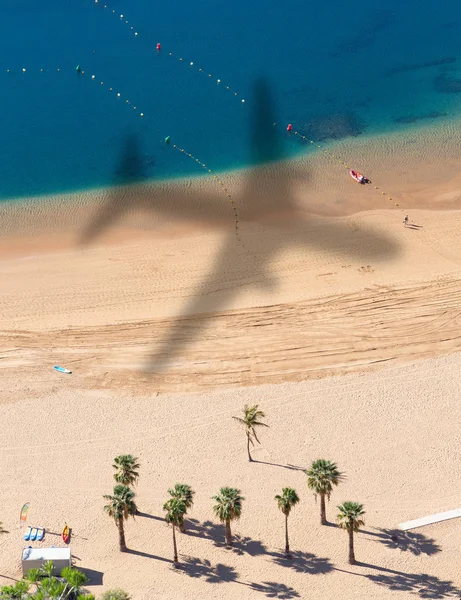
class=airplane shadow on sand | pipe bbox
[80,77,400,373]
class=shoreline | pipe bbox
[1,116,461,259]
[0,111,460,206]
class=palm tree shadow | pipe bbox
[185,519,266,556]
[176,558,301,599]
[270,550,334,575]
[251,460,305,471]
[175,556,239,583]
[361,528,441,555]
[349,562,461,598]
[125,548,172,562]
[136,511,164,522]
[79,77,400,373]
[247,581,300,598]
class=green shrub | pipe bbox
[99,590,131,600]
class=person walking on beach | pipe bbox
[403,215,409,227]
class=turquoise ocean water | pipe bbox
[0,0,460,200]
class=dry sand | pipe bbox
[0,357,460,599]
[1,123,461,597]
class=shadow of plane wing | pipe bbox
[80,133,149,245]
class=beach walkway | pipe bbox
[399,508,461,531]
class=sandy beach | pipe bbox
[1,123,461,598]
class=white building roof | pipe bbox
[22,547,71,561]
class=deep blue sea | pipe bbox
[0,0,460,199]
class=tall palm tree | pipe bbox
[112,455,140,487]
[275,488,300,558]
[337,501,365,565]
[233,405,269,461]
[168,484,195,533]
[104,485,137,552]
[0,522,8,535]
[305,459,343,525]
[163,497,187,564]
[212,487,244,547]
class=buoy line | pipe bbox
[93,0,139,37]
[91,0,246,104]
[4,67,406,223]
[168,139,243,245]
[83,69,146,118]
[89,1,406,219]
[4,67,64,73]
[285,125,405,214]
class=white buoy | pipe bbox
[92,75,95,79]
[120,14,123,18]
[242,99,245,103]
[217,79,221,83]
[22,68,26,72]
[190,62,193,66]
[117,93,121,97]
[134,32,138,36]
[140,113,144,117]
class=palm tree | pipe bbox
[113,455,140,487]
[275,488,300,558]
[305,459,343,525]
[168,484,195,533]
[163,497,186,564]
[233,404,269,461]
[0,522,8,535]
[212,487,244,547]
[104,485,137,552]
[337,501,365,565]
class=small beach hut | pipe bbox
[22,547,71,576]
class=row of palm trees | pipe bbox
[104,443,365,565]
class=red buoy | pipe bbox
[156,43,161,51]
[287,123,293,132]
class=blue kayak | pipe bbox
[53,366,72,374]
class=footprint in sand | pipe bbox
[358,265,375,273]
